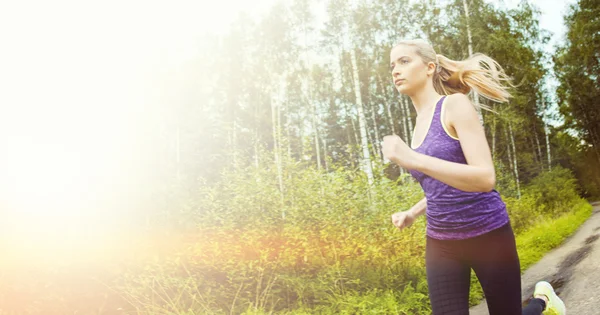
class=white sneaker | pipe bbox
[534,281,566,315]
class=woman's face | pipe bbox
[389,44,433,95]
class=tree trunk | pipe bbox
[312,103,322,171]
[505,126,513,173]
[491,104,496,160]
[284,101,292,161]
[344,100,360,167]
[534,126,543,171]
[542,99,551,171]
[346,112,356,169]
[350,48,374,185]
[509,122,521,199]
[529,134,539,167]
[402,97,414,144]
[271,93,285,218]
[274,80,285,186]
[401,97,410,145]
[378,73,397,135]
[323,136,329,172]
[370,102,382,161]
[544,121,552,171]
[462,0,484,125]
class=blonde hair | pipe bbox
[394,39,513,109]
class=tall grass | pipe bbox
[111,157,589,314]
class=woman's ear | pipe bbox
[427,61,436,76]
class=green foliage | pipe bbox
[117,154,431,313]
[505,166,582,233]
[114,155,590,314]
[555,0,600,147]
[516,200,592,271]
[553,0,600,187]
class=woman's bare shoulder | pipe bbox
[444,93,479,123]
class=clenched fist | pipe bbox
[381,135,419,169]
[391,210,416,230]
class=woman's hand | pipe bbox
[381,135,420,169]
[391,210,416,230]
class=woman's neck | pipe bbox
[409,84,441,115]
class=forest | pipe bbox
[1,0,600,314]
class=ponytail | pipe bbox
[434,53,513,108]
[394,39,514,110]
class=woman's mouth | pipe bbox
[395,79,405,86]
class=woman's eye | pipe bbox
[390,59,409,71]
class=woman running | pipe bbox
[381,39,566,315]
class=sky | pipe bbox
[504,0,576,51]
[501,0,577,124]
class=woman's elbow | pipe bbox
[482,171,496,192]
[469,170,495,192]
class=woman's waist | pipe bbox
[425,189,505,209]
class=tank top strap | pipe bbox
[430,95,447,130]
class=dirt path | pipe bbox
[470,201,600,314]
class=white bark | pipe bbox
[491,104,496,160]
[545,123,552,171]
[505,127,512,172]
[535,130,543,170]
[508,122,521,199]
[271,80,285,214]
[462,0,484,125]
[370,102,382,161]
[323,136,329,172]
[350,48,374,184]
[344,101,360,155]
[312,102,322,171]
[378,74,397,135]
[542,99,552,171]
[402,97,414,143]
[284,101,292,161]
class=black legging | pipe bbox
[426,223,547,315]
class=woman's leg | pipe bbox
[466,224,564,315]
[467,223,523,315]
[524,281,566,314]
[426,236,472,315]
[522,298,546,315]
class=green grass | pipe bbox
[233,201,594,314]
[516,199,593,271]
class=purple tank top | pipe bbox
[408,96,509,240]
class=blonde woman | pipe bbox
[381,39,566,315]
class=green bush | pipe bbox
[505,166,582,233]
[114,159,590,314]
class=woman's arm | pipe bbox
[408,196,427,218]
[391,197,426,230]
[382,94,495,193]
[412,94,495,192]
